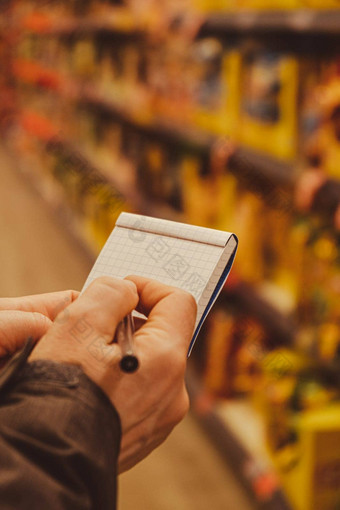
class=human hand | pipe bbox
[117,275,197,472]
[0,290,78,367]
[30,276,197,473]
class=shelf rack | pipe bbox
[19,9,142,38]
[81,88,215,156]
[14,57,340,228]
[18,108,181,223]
[220,280,295,349]
[12,57,295,198]
[83,87,295,190]
[21,9,340,39]
[186,365,293,510]
[198,9,340,38]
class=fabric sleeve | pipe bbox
[0,358,121,510]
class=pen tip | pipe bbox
[120,355,139,374]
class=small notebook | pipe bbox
[83,212,238,354]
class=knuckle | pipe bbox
[32,312,51,332]
[70,289,80,301]
[57,306,86,331]
[91,276,119,289]
[59,290,79,307]
[91,277,138,301]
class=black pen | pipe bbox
[116,313,139,374]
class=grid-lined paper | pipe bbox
[83,212,238,351]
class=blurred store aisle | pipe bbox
[0,146,92,296]
[0,144,255,510]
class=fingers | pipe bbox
[0,310,51,359]
[125,276,197,353]
[0,290,79,320]
[31,277,139,368]
[63,277,139,342]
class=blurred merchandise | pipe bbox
[191,39,242,136]
[236,0,300,9]
[260,353,340,510]
[300,56,340,179]
[239,43,299,161]
[2,1,340,509]
[192,0,237,12]
[302,0,340,7]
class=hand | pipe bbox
[0,290,78,366]
[118,275,197,472]
[30,276,197,473]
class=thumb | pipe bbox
[0,310,52,359]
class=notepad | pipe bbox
[83,212,238,354]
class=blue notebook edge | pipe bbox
[188,234,239,356]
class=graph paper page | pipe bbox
[83,213,238,349]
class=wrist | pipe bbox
[30,336,122,405]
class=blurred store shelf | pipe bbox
[221,281,295,348]
[17,108,181,223]
[15,57,340,232]
[20,9,340,39]
[199,9,340,37]
[20,8,142,37]
[187,366,293,510]
[13,58,295,191]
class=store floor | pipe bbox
[0,144,255,510]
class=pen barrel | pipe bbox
[117,314,139,373]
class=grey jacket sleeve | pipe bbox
[0,351,121,510]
